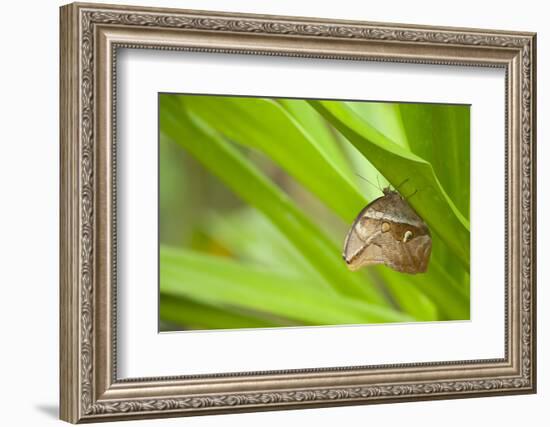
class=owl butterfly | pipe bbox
[343,187,432,274]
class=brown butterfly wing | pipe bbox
[343,192,432,274]
[343,217,385,271]
[342,194,389,261]
[380,231,432,274]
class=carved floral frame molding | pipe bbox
[60,2,536,423]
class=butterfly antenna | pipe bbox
[396,178,410,190]
[405,183,434,200]
[405,189,418,200]
[355,173,382,192]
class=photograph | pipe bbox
[159,93,471,331]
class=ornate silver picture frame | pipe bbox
[60,2,536,423]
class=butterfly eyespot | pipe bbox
[403,230,413,243]
[381,222,391,232]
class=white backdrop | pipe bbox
[0,0,546,426]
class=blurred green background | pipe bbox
[159,94,470,331]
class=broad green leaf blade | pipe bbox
[347,101,409,149]
[311,100,470,270]
[160,294,293,330]
[202,208,323,280]
[398,103,470,219]
[340,137,390,202]
[422,268,470,320]
[181,95,367,221]
[159,137,194,246]
[278,99,358,186]
[340,102,406,202]
[376,264,469,321]
[161,246,414,324]
[373,267,439,321]
[160,95,388,305]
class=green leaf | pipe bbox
[373,267,439,321]
[181,95,367,221]
[310,100,470,270]
[347,101,409,149]
[399,103,470,219]
[278,99,357,186]
[160,95,389,306]
[161,246,414,325]
[414,266,470,320]
[160,294,292,330]
[340,102,406,201]
[201,208,323,280]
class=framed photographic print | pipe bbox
[59,2,537,423]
